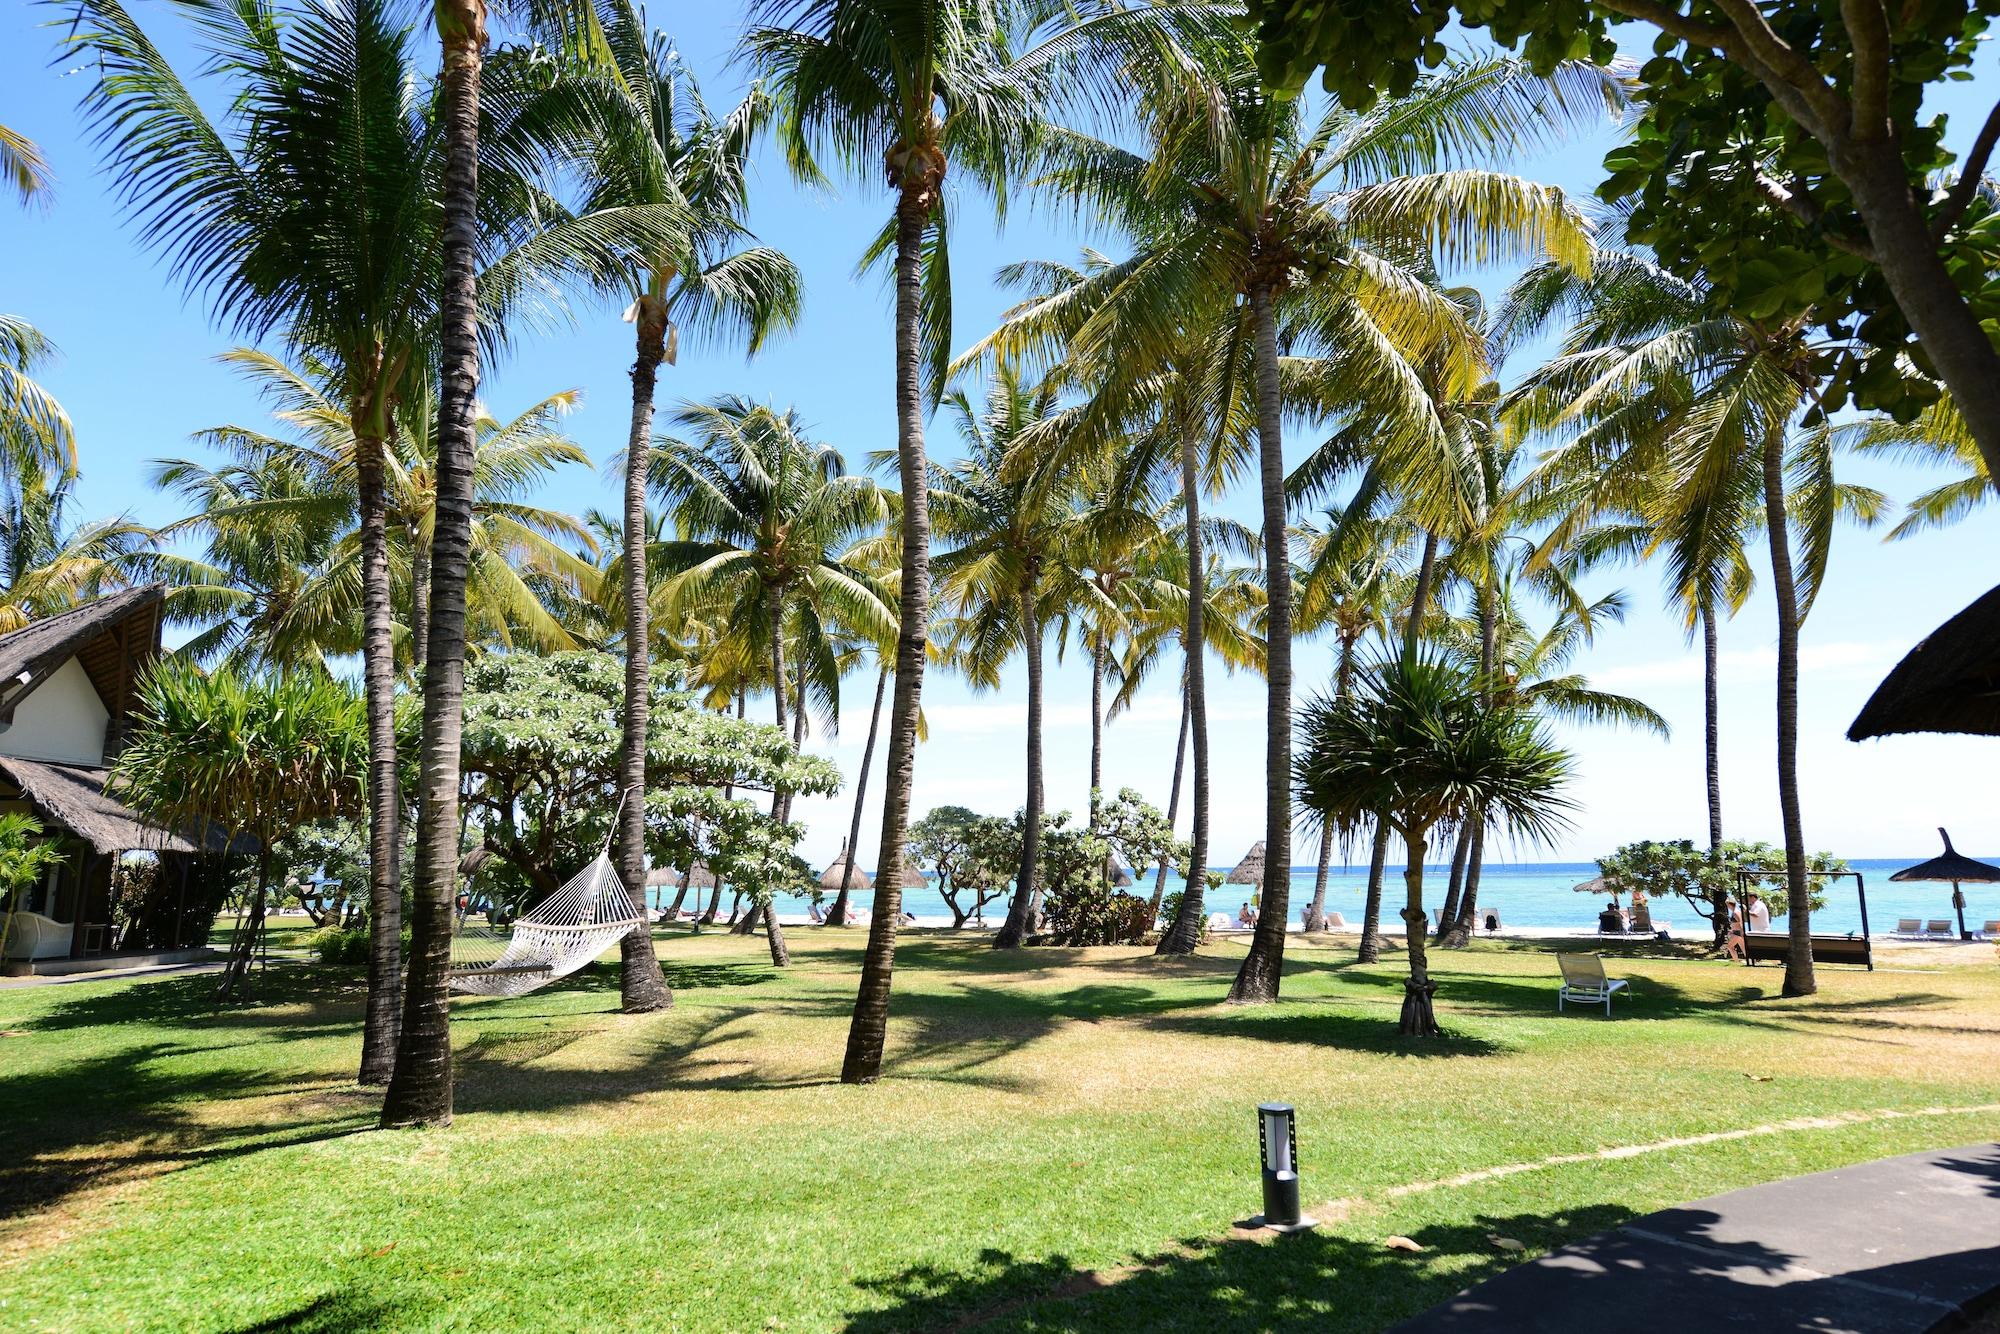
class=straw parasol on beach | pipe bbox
[1889,827,2000,940]
[1850,583,2000,739]
[875,858,927,889]
[1226,841,1266,886]
[1108,855,1135,887]
[679,861,717,890]
[645,867,678,889]
[819,843,874,892]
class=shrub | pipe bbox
[309,926,370,965]
[1158,891,1212,946]
[1041,884,1153,946]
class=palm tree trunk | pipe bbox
[1228,281,1293,1003]
[839,186,933,1085]
[380,0,485,1129]
[1158,414,1210,956]
[1088,633,1105,820]
[354,432,403,1085]
[1702,600,1723,851]
[410,528,432,678]
[1443,572,1499,949]
[1398,828,1438,1036]
[995,577,1044,950]
[828,664,887,927]
[614,293,673,1012]
[699,876,722,924]
[1434,825,1470,942]
[736,592,789,946]
[1761,423,1815,998]
[1149,680,1189,921]
[1357,821,1391,963]
[1301,822,1335,932]
[1359,529,1438,965]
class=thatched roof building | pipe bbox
[0,756,193,856]
[819,847,874,891]
[1226,841,1266,885]
[1850,584,2000,739]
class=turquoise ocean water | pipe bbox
[658,857,1999,935]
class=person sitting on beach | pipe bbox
[899,910,916,926]
[1237,902,1258,928]
[1598,901,1627,934]
[1745,891,1771,934]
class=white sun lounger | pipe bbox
[1925,919,1955,939]
[1557,953,1627,1017]
[1893,918,1923,938]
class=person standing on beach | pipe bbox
[1746,892,1771,934]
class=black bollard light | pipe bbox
[1256,1102,1317,1233]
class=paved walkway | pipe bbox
[1394,1143,2000,1333]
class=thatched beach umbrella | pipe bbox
[1850,584,2000,739]
[1573,875,1606,895]
[1889,828,2000,940]
[645,867,678,888]
[875,858,927,889]
[679,861,717,890]
[819,843,874,892]
[1226,841,1266,886]
[1108,854,1135,888]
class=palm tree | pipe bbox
[1504,250,1884,996]
[1024,49,1613,1000]
[544,0,803,1010]
[1499,251,1755,856]
[651,397,896,960]
[113,663,367,1000]
[744,0,1103,1082]
[69,0,687,1100]
[1297,652,1572,1034]
[1848,396,1990,539]
[928,367,1113,948]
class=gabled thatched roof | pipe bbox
[1890,828,2000,885]
[0,756,192,856]
[819,850,873,891]
[1226,840,1265,885]
[0,585,165,732]
[1850,584,2000,740]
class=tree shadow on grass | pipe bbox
[1146,1006,1507,1058]
[843,1204,1639,1333]
[0,1041,371,1222]
[19,966,367,1035]
[233,1291,404,1333]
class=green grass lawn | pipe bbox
[2,930,1997,1332]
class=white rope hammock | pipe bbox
[446,851,644,998]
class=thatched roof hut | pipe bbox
[819,847,874,891]
[1850,584,2000,739]
[679,861,717,890]
[1225,841,1266,885]
[875,858,927,889]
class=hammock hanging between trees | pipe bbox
[446,850,644,998]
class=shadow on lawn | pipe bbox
[844,1203,1638,1332]
[234,1291,405,1332]
[0,1041,371,1220]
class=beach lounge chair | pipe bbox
[1894,918,1923,938]
[1981,920,2000,941]
[1322,912,1349,931]
[1925,919,1955,939]
[1556,953,1628,1017]
[1482,908,1502,934]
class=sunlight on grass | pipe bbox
[2,932,1996,1331]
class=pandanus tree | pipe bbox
[536,0,802,1009]
[926,367,1109,948]
[650,397,896,961]
[68,0,689,1099]
[113,662,367,1001]
[1297,652,1572,1034]
[1503,249,1884,996]
[1015,48,1615,1000]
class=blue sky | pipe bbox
[3,3,1997,867]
